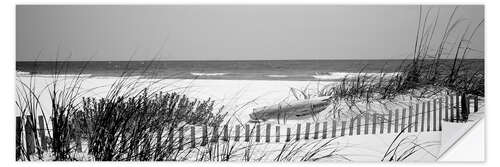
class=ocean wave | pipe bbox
[266,75,288,78]
[312,72,401,80]
[17,73,93,78]
[16,71,30,75]
[191,72,227,76]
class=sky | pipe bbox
[16,5,484,61]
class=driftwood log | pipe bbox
[249,96,331,122]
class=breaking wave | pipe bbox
[312,72,401,80]
[191,72,227,76]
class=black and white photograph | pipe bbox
[12,4,485,162]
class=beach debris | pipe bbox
[249,96,332,122]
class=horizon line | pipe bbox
[16,58,485,62]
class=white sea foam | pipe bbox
[27,74,93,78]
[191,72,227,76]
[16,71,30,75]
[266,75,288,78]
[312,72,401,80]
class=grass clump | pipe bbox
[76,89,226,161]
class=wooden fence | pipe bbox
[16,94,481,158]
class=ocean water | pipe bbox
[16,59,484,81]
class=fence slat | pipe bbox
[223,124,229,141]
[37,116,47,151]
[16,116,22,161]
[474,96,479,113]
[314,123,319,139]
[394,109,399,133]
[211,126,219,142]
[265,124,271,143]
[427,101,431,131]
[356,117,361,135]
[379,114,384,134]
[275,125,280,142]
[450,95,455,122]
[178,127,184,150]
[190,126,196,148]
[401,109,406,132]
[414,103,419,132]
[455,95,460,122]
[372,114,377,134]
[201,125,208,146]
[341,121,346,136]
[25,115,35,156]
[387,110,392,134]
[332,120,337,138]
[322,122,328,139]
[433,99,437,131]
[305,123,311,139]
[421,102,425,131]
[349,118,354,136]
[235,125,240,141]
[439,98,443,131]
[445,97,449,121]
[408,106,413,132]
[245,124,250,142]
[256,125,261,142]
[296,124,301,141]
[364,114,369,135]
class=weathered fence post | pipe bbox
[235,125,240,142]
[439,98,443,131]
[408,106,413,132]
[223,124,229,142]
[372,113,377,134]
[379,114,384,134]
[474,96,479,113]
[450,95,455,122]
[305,123,311,139]
[37,116,47,151]
[356,117,361,135]
[394,109,399,133]
[245,124,250,142]
[255,125,261,142]
[401,109,406,132]
[265,124,271,143]
[75,132,82,152]
[433,99,437,131]
[455,95,460,122]
[16,116,22,161]
[322,122,328,139]
[314,123,320,139]
[201,125,208,146]
[421,102,426,131]
[445,96,449,121]
[190,126,196,148]
[364,114,369,135]
[178,127,184,150]
[25,115,35,156]
[340,121,346,136]
[332,120,337,138]
[296,124,302,141]
[388,110,392,134]
[427,101,431,131]
[275,125,280,142]
[349,118,354,136]
[211,126,219,142]
[415,103,419,132]
[461,93,469,122]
